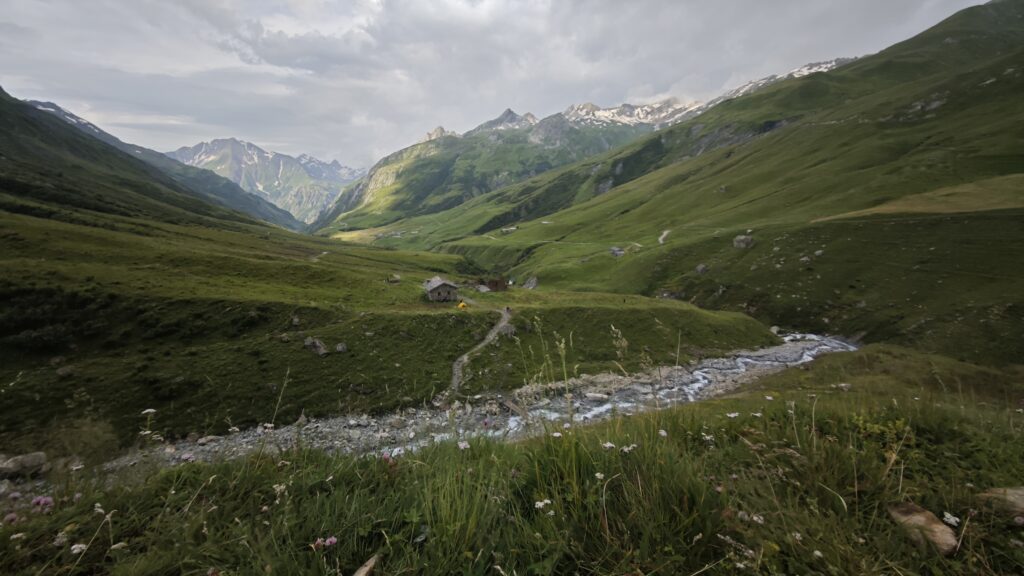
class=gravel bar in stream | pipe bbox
[106,333,855,470]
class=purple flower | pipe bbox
[324,536,338,547]
[8,491,22,501]
[32,495,55,511]
[3,512,17,524]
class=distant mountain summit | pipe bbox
[26,100,303,230]
[167,139,364,224]
[562,98,703,128]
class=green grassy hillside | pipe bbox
[0,86,773,449]
[27,101,304,231]
[312,118,650,234]
[332,0,1024,365]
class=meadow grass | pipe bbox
[2,345,1022,575]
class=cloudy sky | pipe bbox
[1,0,978,166]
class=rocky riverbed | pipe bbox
[104,333,855,470]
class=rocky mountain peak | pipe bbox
[422,126,458,142]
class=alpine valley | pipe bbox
[1,2,1023,575]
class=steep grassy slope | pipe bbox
[3,345,1022,574]
[313,118,649,234]
[26,101,304,230]
[334,1,1024,365]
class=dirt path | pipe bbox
[450,308,512,391]
[658,229,670,244]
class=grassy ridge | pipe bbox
[2,346,1022,574]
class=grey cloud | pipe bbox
[0,0,980,166]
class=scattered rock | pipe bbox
[353,554,380,576]
[523,277,539,290]
[387,274,401,284]
[799,256,810,263]
[596,177,614,195]
[695,263,709,275]
[304,337,329,357]
[609,246,625,257]
[55,366,74,379]
[0,452,48,479]
[733,235,755,249]
[978,487,1024,515]
[196,436,221,446]
[497,324,517,337]
[335,343,348,353]
[585,393,609,400]
[835,382,852,392]
[814,250,824,257]
[291,316,301,327]
[295,413,308,428]
[888,502,957,556]
[277,333,292,343]
[769,326,780,335]
[476,285,491,292]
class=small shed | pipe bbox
[477,277,508,292]
[424,276,459,302]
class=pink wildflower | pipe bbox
[324,536,338,547]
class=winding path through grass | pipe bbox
[450,307,512,391]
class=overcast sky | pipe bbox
[1,0,978,166]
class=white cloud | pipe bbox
[0,0,979,166]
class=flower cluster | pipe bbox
[311,536,338,551]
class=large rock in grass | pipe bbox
[0,452,49,479]
[888,502,957,556]
[304,337,329,357]
[978,487,1024,515]
[733,235,755,249]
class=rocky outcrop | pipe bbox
[0,452,48,479]
[304,337,329,357]
[733,235,755,249]
[888,503,958,556]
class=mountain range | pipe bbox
[167,139,364,224]
[25,101,304,230]
[312,58,854,234]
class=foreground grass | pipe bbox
[3,346,1022,575]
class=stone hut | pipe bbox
[424,276,459,302]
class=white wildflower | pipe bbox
[700,432,715,443]
[620,443,638,454]
[457,440,470,450]
[595,472,605,480]
[764,395,774,401]
[601,441,615,450]
[534,499,552,509]
[141,409,156,415]
[751,514,765,525]
[562,422,571,429]
[726,412,740,419]
[751,412,762,418]
[71,543,88,555]
[93,503,105,515]
[10,533,25,541]
[658,429,668,437]
[551,432,562,438]
[52,531,68,547]
[812,550,824,559]
[272,484,287,496]
[547,510,555,516]
[791,532,803,541]
[110,542,128,551]
[943,511,961,527]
